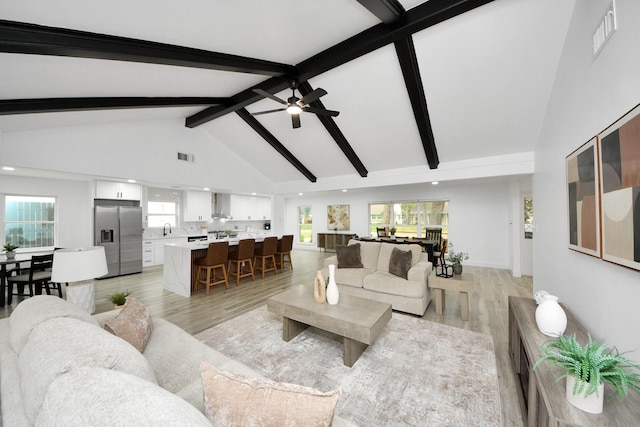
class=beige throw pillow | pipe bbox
[200,361,341,427]
[104,297,153,353]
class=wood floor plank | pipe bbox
[0,250,530,426]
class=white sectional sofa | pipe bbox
[0,295,353,426]
[322,239,432,316]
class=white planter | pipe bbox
[326,264,339,305]
[535,294,567,337]
[6,250,16,259]
[566,375,604,414]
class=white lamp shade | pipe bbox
[51,246,108,282]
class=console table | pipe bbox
[317,233,356,251]
[508,296,640,426]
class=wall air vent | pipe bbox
[593,1,617,58]
[177,152,195,162]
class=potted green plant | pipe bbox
[110,290,131,308]
[389,227,397,238]
[446,243,468,274]
[3,243,19,259]
[535,333,640,414]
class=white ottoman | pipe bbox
[66,281,95,314]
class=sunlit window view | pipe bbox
[4,196,56,249]
[369,201,448,239]
[524,197,533,239]
[298,205,312,244]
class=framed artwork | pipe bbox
[327,205,350,231]
[598,103,640,270]
[566,137,600,257]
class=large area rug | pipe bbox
[195,305,502,426]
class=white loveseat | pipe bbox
[322,239,432,316]
[0,295,353,426]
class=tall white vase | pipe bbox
[535,294,567,337]
[326,264,340,305]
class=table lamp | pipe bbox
[51,246,108,313]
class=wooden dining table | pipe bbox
[0,254,34,307]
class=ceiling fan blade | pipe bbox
[253,88,287,105]
[250,108,286,116]
[304,107,340,117]
[291,114,301,129]
[300,88,327,105]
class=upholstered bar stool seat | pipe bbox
[194,241,229,294]
[275,234,294,272]
[227,239,255,286]
[253,236,278,279]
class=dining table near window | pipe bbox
[0,253,34,307]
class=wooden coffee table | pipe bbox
[267,285,392,367]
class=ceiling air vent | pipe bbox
[593,1,617,58]
[177,152,195,162]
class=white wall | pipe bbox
[285,177,525,270]
[0,175,93,248]
[534,0,640,356]
[1,118,275,195]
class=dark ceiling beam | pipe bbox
[235,108,317,183]
[394,36,439,169]
[355,0,405,24]
[0,97,230,115]
[298,81,368,177]
[187,0,494,127]
[0,20,295,76]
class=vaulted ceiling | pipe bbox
[0,0,574,191]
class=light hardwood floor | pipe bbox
[0,249,531,426]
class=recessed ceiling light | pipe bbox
[298,193,303,196]
[342,189,348,192]
[251,192,257,196]
[2,166,15,171]
[204,187,210,191]
[431,181,439,185]
[127,179,136,183]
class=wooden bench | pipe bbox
[428,273,475,321]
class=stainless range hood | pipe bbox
[212,193,233,220]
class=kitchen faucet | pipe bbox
[163,223,172,236]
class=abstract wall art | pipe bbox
[566,137,600,257]
[598,103,640,270]
[327,205,350,231]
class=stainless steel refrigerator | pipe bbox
[95,206,143,278]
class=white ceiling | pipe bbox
[0,0,575,190]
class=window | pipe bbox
[147,201,177,228]
[4,195,56,249]
[524,197,533,239]
[298,206,312,244]
[369,200,448,239]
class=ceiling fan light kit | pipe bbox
[251,80,339,129]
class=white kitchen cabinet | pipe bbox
[183,191,211,221]
[142,240,155,268]
[229,195,271,220]
[95,181,141,200]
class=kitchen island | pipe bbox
[163,236,272,297]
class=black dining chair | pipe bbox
[7,254,58,304]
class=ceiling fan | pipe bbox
[251,80,339,129]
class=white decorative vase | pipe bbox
[326,264,339,305]
[566,375,604,414]
[535,294,567,337]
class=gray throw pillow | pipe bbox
[389,247,412,279]
[336,243,363,268]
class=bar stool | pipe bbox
[253,236,278,279]
[194,241,229,294]
[275,234,294,272]
[227,239,255,286]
